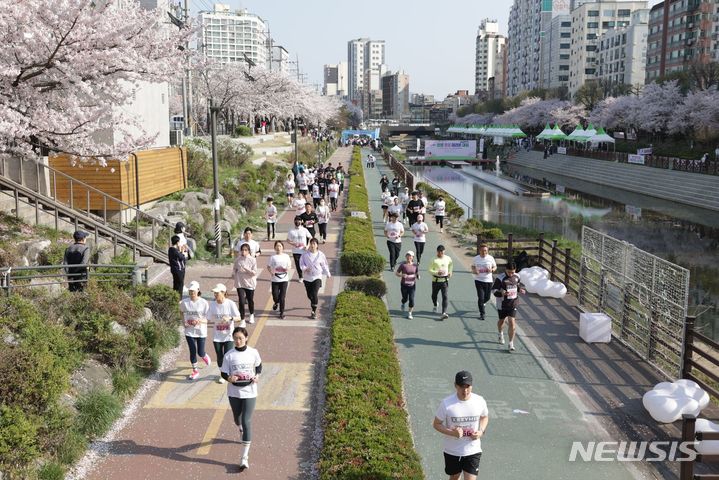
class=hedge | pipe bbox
[320,291,424,479]
[344,275,388,298]
[415,181,465,218]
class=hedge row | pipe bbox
[415,181,465,219]
[319,291,424,479]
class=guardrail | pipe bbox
[680,412,719,479]
[0,263,148,294]
[384,152,415,191]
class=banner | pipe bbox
[628,154,645,165]
[479,138,485,153]
[557,147,567,154]
[637,148,652,155]
[493,136,504,145]
[424,140,477,160]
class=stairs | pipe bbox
[510,151,719,212]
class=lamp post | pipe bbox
[210,100,221,259]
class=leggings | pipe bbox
[303,279,322,312]
[214,340,234,368]
[228,396,256,442]
[171,270,185,296]
[237,288,255,319]
[400,284,416,308]
[266,222,275,239]
[271,281,288,314]
[313,198,321,208]
[436,215,444,229]
[475,281,493,316]
[330,197,337,211]
[318,223,328,240]
[307,226,316,238]
[185,336,206,365]
[431,281,449,313]
[414,241,426,263]
[293,253,303,279]
[387,241,402,268]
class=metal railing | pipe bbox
[0,263,148,294]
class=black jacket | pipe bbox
[168,246,186,273]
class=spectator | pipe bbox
[63,230,90,292]
[168,235,186,296]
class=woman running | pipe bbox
[287,216,313,282]
[384,211,404,270]
[180,280,211,380]
[284,173,295,209]
[293,192,307,218]
[267,241,292,319]
[311,182,322,208]
[381,188,392,222]
[434,196,446,233]
[265,196,277,240]
[299,238,332,319]
[396,251,419,319]
[208,283,242,383]
[221,326,262,471]
[410,213,429,264]
[328,178,339,212]
[233,243,258,325]
[316,197,331,244]
[388,196,402,219]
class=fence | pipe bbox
[384,152,415,191]
[0,264,148,294]
[680,412,719,480]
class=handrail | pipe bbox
[0,263,148,294]
[413,173,474,220]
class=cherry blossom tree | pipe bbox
[0,0,188,162]
[668,87,719,141]
[633,81,683,135]
[495,98,585,131]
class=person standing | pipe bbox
[267,241,292,319]
[328,178,340,212]
[284,173,296,208]
[428,245,453,320]
[174,222,192,259]
[492,262,525,352]
[180,281,211,380]
[287,216,312,282]
[168,235,186,296]
[63,230,91,292]
[233,227,261,258]
[396,251,419,319]
[434,196,447,233]
[410,214,429,264]
[406,191,424,227]
[208,283,242,383]
[299,238,332,319]
[265,197,277,241]
[384,212,404,270]
[433,371,489,480]
[233,243,258,325]
[221,326,262,471]
[299,203,319,239]
[316,198,331,244]
[471,244,497,321]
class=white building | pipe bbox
[347,38,385,102]
[541,15,573,90]
[475,19,507,94]
[596,9,649,88]
[198,4,269,67]
[271,45,290,73]
[323,62,348,97]
[568,0,647,95]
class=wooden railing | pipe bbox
[384,152,415,191]
[681,316,719,403]
[680,412,719,480]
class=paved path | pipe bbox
[81,147,353,480]
[364,149,641,480]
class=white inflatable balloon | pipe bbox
[695,419,719,455]
[643,380,710,423]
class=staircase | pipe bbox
[0,157,172,265]
[510,151,719,212]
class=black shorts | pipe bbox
[444,452,481,476]
[287,192,294,198]
[381,205,389,210]
[299,189,308,195]
[435,215,444,224]
[498,308,517,320]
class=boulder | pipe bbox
[70,358,112,397]
[136,307,153,325]
[223,206,240,225]
[218,220,233,234]
[17,239,51,264]
[183,192,211,213]
[110,321,129,336]
[137,226,155,246]
[97,246,116,265]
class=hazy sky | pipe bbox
[191,0,663,99]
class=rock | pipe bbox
[223,206,239,225]
[3,332,18,346]
[30,278,63,294]
[186,237,197,254]
[218,220,232,234]
[136,307,153,325]
[183,192,211,213]
[17,240,51,264]
[137,226,155,246]
[110,321,129,336]
[70,358,113,397]
[97,246,116,265]
[187,212,205,229]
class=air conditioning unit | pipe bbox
[170,129,184,146]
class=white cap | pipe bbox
[187,281,200,292]
[405,250,415,257]
[211,283,227,293]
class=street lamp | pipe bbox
[210,100,222,259]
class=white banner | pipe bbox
[637,148,652,155]
[425,140,477,160]
[557,147,567,154]
[628,154,645,165]
[479,138,485,153]
[556,185,565,193]
[493,136,504,145]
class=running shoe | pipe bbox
[202,354,212,366]
[188,369,199,380]
[498,333,505,345]
[479,314,485,321]
[441,312,449,320]
[298,277,303,283]
[509,342,515,352]
[240,457,249,471]
[218,376,226,384]
[239,320,247,328]
[279,314,285,319]
[248,314,255,324]
[432,305,437,313]
[273,302,278,311]
[400,303,405,311]
[407,312,413,319]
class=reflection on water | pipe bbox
[413,165,719,339]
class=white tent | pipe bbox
[390,145,403,152]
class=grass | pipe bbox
[74,389,123,440]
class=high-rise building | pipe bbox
[381,71,410,119]
[568,1,647,95]
[271,45,290,73]
[323,62,348,97]
[198,4,269,66]
[541,15,573,90]
[596,9,649,88]
[475,20,507,94]
[347,38,385,102]
[645,0,715,83]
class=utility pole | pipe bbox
[183,0,193,137]
[210,100,221,259]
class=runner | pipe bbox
[328,178,340,212]
[232,243,258,325]
[317,171,327,199]
[299,238,332,319]
[428,244,453,320]
[396,250,419,319]
[316,197,331,244]
[433,371,489,480]
[267,241,292,319]
[297,170,309,196]
[300,202,319,239]
[233,227,261,258]
[221,326,262,471]
[336,167,345,195]
[293,192,308,218]
[406,191,424,227]
[471,243,497,321]
[410,213,429,264]
[391,175,401,196]
[284,173,295,209]
[388,196,402,219]
[265,196,277,240]
[399,186,410,223]
[492,262,526,352]
[380,174,390,193]
[381,188,392,222]
[384,211,404,270]
[366,153,372,168]
[180,280,211,380]
[208,283,242,383]
[420,190,429,216]
[434,195,447,233]
[287,216,313,282]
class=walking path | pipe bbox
[80,147,352,480]
[364,149,643,480]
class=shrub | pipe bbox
[482,227,505,240]
[74,389,123,440]
[218,138,253,168]
[320,292,423,479]
[415,181,465,219]
[463,218,484,236]
[37,461,65,480]
[135,284,180,326]
[340,251,385,276]
[111,367,143,400]
[186,141,213,188]
[345,276,387,298]
[234,125,252,137]
[55,428,87,466]
[0,405,40,477]
[38,240,69,266]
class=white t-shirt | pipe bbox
[411,222,428,243]
[298,175,308,190]
[284,179,295,194]
[287,226,312,254]
[434,200,446,216]
[233,238,260,256]
[317,205,330,224]
[180,297,210,338]
[472,254,497,283]
[388,204,402,217]
[293,197,307,215]
[265,205,277,223]
[435,393,489,456]
[208,299,241,343]
[268,253,292,282]
[399,192,410,206]
[420,196,428,214]
[312,184,321,198]
[300,250,331,282]
[221,346,262,399]
[328,184,339,198]
[385,221,404,244]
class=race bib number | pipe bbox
[438,270,447,277]
[506,286,518,299]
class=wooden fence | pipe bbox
[384,152,415,191]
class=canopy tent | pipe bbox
[390,145,403,152]
[546,125,567,141]
[566,124,585,141]
[536,123,553,140]
[481,124,526,138]
[588,127,615,144]
[583,123,597,138]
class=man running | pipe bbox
[471,244,497,321]
[428,244,453,320]
[406,191,424,227]
[299,203,319,239]
[492,262,525,352]
[384,212,404,270]
[287,216,313,283]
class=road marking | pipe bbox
[196,409,226,455]
[265,319,326,328]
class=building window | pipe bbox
[603,9,615,16]
[560,53,570,59]
[618,9,631,16]
[561,21,572,27]
[586,45,597,51]
[587,33,597,40]
[602,21,615,29]
[561,32,571,38]
[560,43,570,49]
[588,10,599,17]
[588,22,599,28]
[559,65,570,70]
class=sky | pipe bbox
[190,0,664,99]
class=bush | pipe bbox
[234,125,252,137]
[345,276,387,298]
[74,389,123,440]
[463,218,484,236]
[186,141,213,188]
[135,284,180,326]
[112,367,143,400]
[415,181,465,219]
[55,428,87,466]
[482,227,504,240]
[320,292,423,479]
[0,405,40,478]
[340,251,385,276]
[37,461,65,480]
[218,138,253,168]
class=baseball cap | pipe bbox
[211,283,227,293]
[455,371,473,386]
[73,230,89,241]
[405,250,415,257]
[187,281,200,292]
